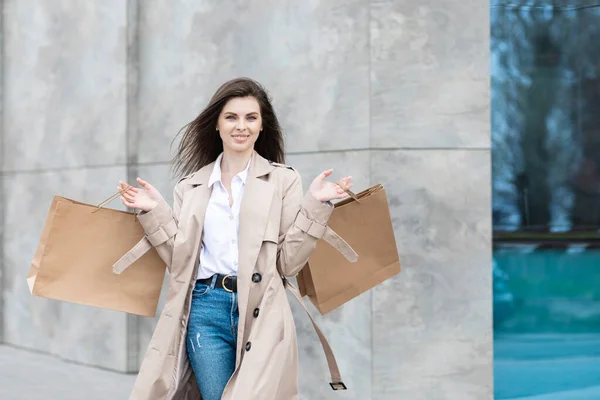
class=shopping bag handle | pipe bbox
[92,185,137,220]
[336,180,360,204]
[284,278,346,390]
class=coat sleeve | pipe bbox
[277,170,334,277]
[135,182,184,273]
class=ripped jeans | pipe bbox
[186,276,239,400]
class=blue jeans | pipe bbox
[186,276,239,400]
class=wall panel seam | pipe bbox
[0,0,6,344]
[125,0,141,373]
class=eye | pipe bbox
[248,116,257,121]
[225,116,235,120]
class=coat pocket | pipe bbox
[149,312,176,356]
[259,229,280,269]
[262,223,279,244]
[249,276,285,345]
[240,279,289,395]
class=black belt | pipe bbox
[197,274,237,293]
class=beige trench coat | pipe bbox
[125,151,355,400]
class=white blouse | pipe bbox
[196,153,251,280]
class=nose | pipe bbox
[236,120,247,131]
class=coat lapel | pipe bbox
[236,152,276,360]
[172,162,214,275]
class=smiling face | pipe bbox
[216,96,262,155]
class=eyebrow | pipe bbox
[223,111,259,116]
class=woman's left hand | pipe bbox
[309,169,353,203]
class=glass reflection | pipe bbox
[492,2,600,399]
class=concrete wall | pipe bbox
[0,0,491,398]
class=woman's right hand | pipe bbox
[118,178,164,212]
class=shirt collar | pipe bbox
[208,153,252,188]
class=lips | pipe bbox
[232,134,250,142]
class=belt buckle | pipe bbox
[222,274,234,293]
[330,382,347,391]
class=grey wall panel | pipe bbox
[371,150,492,399]
[0,0,5,343]
[2,0,127,171]
[370,0,489,149]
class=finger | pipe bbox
[118,184,136,197]
[137,177,153,190]
[336,182,353,193]
[121,196,134,203]
[338,189,350,198]
[340,176,352,185]
[317,169,333,183]
[122,192,136,202]
[337,178,349,188]
[120,197,136,208]
[118,182,138,194]
[117,186,137,199]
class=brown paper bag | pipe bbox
[297,184,401,315]
[27,195,166,317]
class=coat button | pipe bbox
[253,308,259,318]
[252,273,262,283]
[245,342,252,351]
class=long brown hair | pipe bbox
[171,78,285,179]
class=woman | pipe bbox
[119,78,353,400]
